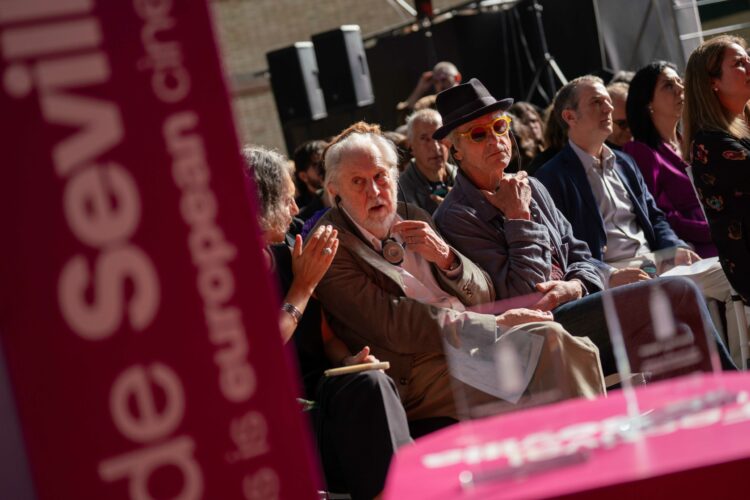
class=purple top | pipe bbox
[623,140,717,257]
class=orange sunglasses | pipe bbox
[458,115,512,143]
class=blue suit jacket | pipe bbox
[534,143,686,261]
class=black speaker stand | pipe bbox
[523,0,568,102]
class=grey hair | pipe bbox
[324,126,400,194]
[240,145,293,236]
[606,81,629,101]
[553,75,605,132]
[406,108,443,141]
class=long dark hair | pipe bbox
[627,60,677,149]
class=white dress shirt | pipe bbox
[569,140,650,262]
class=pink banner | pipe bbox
[0,1,318,498]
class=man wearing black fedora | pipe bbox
[312,121,607,436]
[432,78,737,375]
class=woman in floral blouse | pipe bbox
[683,35,750,304]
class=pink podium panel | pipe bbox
[385,373,750,499]
[0,1,318,498]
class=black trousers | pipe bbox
[313,370,413,499]
[552,276,736,375]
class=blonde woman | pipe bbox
[683,35,750,304]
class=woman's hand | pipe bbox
[291,224,339,294]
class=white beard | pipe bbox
[362,210,397,239]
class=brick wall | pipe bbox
[210,0,467,153]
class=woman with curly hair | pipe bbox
[242,145,411,498]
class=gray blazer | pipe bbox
[433,171,604,299]
[397,160,457,214]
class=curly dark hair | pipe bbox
[241,146,293,235]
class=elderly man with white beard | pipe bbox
[311,121,606,437]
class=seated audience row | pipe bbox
[244,146,412,499]
[534,74,745,366]
[245,35,749,498]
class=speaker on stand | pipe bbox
[312,25,375,112]
[266,42,327,123]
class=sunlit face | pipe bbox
[332,145,397,239]
[450,111,512,191]
[608,93,632,147]
[713,43,750,108]
[651,67,685,122]
[566,82,614,143]
[410,119,448,175]
[266,171,299,244]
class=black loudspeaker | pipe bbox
[266,42,327,123]
[312,25,375,111]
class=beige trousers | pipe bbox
[405,321,606,421]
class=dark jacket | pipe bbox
[534,143,686,261]
[434,171,604,299]
[397,160,457,215]
[312,203,498,409]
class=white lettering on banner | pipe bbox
[43,89,123,176]
[420,395,750,470]
[226,411,270,463]
[110,363,185,443]
[100,436,203,500]
[132,0,275,485]
[164,112,256,404]
[243,468,280,500]
[63,162,141,247]
[1,18,102,59]
[0,2,205,497]
[2,0,280,495]
[0,0,92,24]
[100,364,203,499]
[134,0,190,103]
[58,246,159,340]
[0,6,160,339]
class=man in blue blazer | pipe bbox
[535,76,692,268]
[535,76,744,366]
[430,77,736,373]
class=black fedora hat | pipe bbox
[433,78,513,140]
